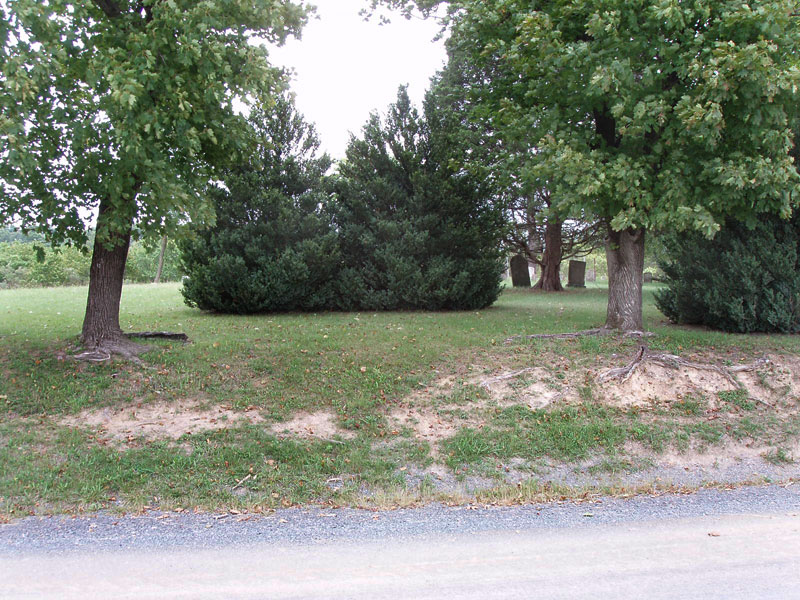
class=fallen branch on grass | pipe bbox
[72,349,113,363]
[317,437,346,445]
[597,345,773,406]
[126,331,189,342]
[232,473,252,490]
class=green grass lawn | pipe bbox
[1,282,798,517]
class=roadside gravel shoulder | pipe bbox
[2,483,798,557]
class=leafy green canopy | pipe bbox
[446,0,800,235]
[377,0,800,235]
[180,96,339,314]
[0,0,308,248]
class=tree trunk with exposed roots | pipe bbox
[79,197,147,359]
[605,227,645,331]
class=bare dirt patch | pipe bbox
[403,366,571,412]
[388,352,800,450]
[61,400,265,443]
[411,352,800,413]
[595,352,800,410]
[270,411,355,441]
[477,367,569,409]
[401,374,460,406]
[62,403,357,445]
[390,407,463,444]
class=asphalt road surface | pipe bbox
[2,485,799,599]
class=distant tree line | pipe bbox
[0,230,182,288]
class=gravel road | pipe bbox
[2,484,800,599]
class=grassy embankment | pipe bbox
[1,282,798,517]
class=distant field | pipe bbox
[1,283,798,517]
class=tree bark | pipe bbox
[153,235,168,283]
[80,197,133,349]
[605,226,645,331]
[534,219,564,292]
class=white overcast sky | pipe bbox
[267,0,447,158]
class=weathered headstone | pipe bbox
[510,255,531,288]
[567,260,586,288]
[643,272,653,283]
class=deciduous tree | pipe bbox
[1,0,308,357]
[373,0,800,330]
[504,189,603,292]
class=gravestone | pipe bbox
[643,272,653,283]
[567,260,586,288]
[510,255,531,287]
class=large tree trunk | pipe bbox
[80,197,137,353]
[605,227,645,331]
[534,219,564,292]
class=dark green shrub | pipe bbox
[180,98,339,314]
[330,87,505,311]
[655,215,800,333]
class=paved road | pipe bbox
[2,485,799,599]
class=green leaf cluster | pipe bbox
[0,236,182,287]
[440,0,800,234]
[1,0,308,249]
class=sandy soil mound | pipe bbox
[595,352,800,409]
[387,352,800,446]
[271,411,355,440]
[61,400,266,443]
[61,402,355,445]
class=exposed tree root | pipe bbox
[71,332,188,364]
[504,328,654,345]
[72,336,153,366]
[480,368,537,389]
[597,345,773,406]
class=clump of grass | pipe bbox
[629,422,671,452]
[683,422,725,446]
[442,403,630,468]
[762,448,795,465]
[718,389,756,411]
[671,394,707,416]
[586,456,654,475]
